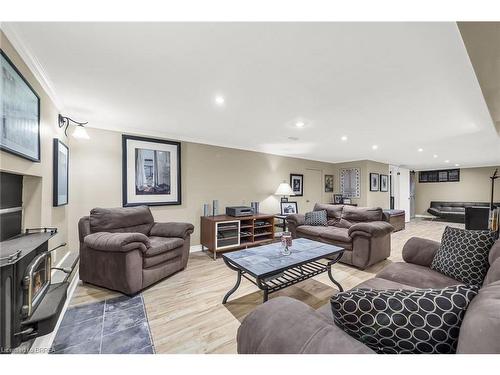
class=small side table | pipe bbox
[274,214,288,234]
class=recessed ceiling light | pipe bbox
[433,154,438,158]
[341,135,348,141]
[372,145,378,150]
[214,95,225,105]
[455,163,460,167]
[444,160,450,163]
[295,121,305,128]
[418,148,423,152]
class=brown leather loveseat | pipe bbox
[78,206,194,295]
[286,204,393,269]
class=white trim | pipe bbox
[415,214,435,219]
[1,23,62,109]
[190,244,203,253]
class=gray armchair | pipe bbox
[78,206,194,295]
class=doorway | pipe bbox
[303,169,322,213]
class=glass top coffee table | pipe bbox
[222,238,344,304]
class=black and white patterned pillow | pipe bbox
[331,285,478,354]
[304,210,328,226]
[431,226,496,286]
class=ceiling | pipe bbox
[3,22,500,170]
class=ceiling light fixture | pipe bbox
[372,145,378,150]
[341,135,348,141]
[58,114,89,139]
[455,163,460,167]
[214,95,225,105]
[433,154,438,158]
[418,148,423,152]
[444,160,450,163]
[295,121,305,128]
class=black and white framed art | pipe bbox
[380,174,389,192]
[122,135,181,206]
[324,174,334,192]
[0,50,40,162]
[280,201,298,215]
[370,173,380,191]
[53,139,69,206]
[290,173,303,196]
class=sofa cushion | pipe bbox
[297,225,329,237]
[319,227,351,243]
[376,262,463,289]
[89,206,154,235]
[342,205,383,223]
[457,280,500,353]
[430,227,496,286]
[146,236,184,257]
[144,247,183,268]
[304,210,328,226]
[331,285,479,354]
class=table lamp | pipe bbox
[275,181,294,203]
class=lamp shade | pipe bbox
[275,182,293,196]
[72,125,90,139]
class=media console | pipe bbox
[200,214,275,260]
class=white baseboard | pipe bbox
[415,214,435,219]
[190,244,203,253]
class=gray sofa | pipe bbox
[287,204,394,269]
[427,201,500,223]
[237,237,500,354]
[78,206,194,295]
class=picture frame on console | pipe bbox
[0,50,40,162]
[380,174,389,192]
[53,139,69,206]
[122,134,181,206]
[290,173,303,196]
[333,194,343,204]
[369,173,380,191]
[280,201,298,215]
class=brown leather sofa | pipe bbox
[287,204,394,269]
[78,206,194,295]
[237,237,500,354]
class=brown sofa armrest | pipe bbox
[84,232,151,253]
[237,297,373,354]
[286,214,305,226]
[348,221,394,238]
[402,237,441,267]
[149,222,194,239]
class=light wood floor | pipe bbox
[69,218,463,353]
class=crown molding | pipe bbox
[1,23,62,109]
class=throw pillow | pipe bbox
[304,210,328,226]
[331,285,479,354]
[430,226,496,286]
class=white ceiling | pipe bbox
[4,22,500,169]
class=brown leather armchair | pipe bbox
[78,206,194,295]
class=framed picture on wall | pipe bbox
[122,134,181,206]
[370,173,380,191]
[340,168,360,198]
[380,174,389,192]
[324,174,334,192]
[280,201,298,215]
[290,173,303,196]
[0,50,40,162]
[53,139,69,206]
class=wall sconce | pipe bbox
[58,114,89,139]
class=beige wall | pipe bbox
[0,31,69,263]
[329,160,390,208]
[68,127,345,247]
[415,166,500,215]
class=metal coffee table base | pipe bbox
[222,252,344,304]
